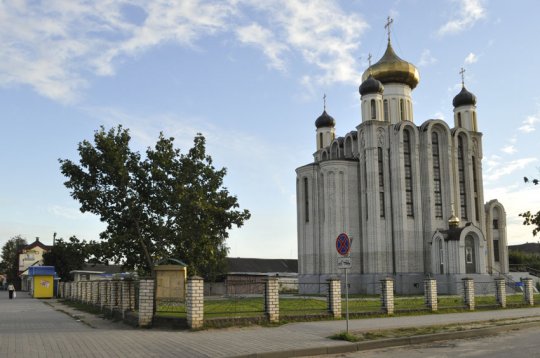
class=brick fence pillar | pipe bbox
[58,282,64,298]
[77,281,83,301]
[138,279,155,327]
[187,276,205,329]
[424,278,438,312]
[129,281,136,311]
[91,281,99,305]
[462,278,475,310]
[86,281,92,303]
[495,278,506,308]
[523,278,534,306]
[99,281,107,309]
[110,281,118,311]
[327,278,341,318]
[380,278,394,315]
[66,282,72,299]
[121,281,131,317]
[265,277,279,323]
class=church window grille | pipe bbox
[304,177,309,222]
[493,219,499,229]
[319,133,323,149]
[457,112,462,127]
[400,99,405,121]
[432,132,443,218]
[438,239,445,274]
[371,99,376,120]
[383,99,389,121]
[472,156,479,221]
[494,239,500,262]
[378,147,385,217]
[403,129,414,217]
[458,136,468,220]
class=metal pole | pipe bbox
[345,268,349,333]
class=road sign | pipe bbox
[336,233,351,256]
[337,256,352,269]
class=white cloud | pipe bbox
[438,0,486,36]
[519,115,540,133]
[236,23,289,71]
[418,49,437,67]
[0,0,368,103]
[501,145,517,154]
[484,156,538,182]
[464,52,478,64]
[48,205,86,220]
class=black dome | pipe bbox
[453,86,477,107]
[359,75,384,96]
[315,110,336,128]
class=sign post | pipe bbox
[336,233,352,334]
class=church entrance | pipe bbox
[465,236,476,274]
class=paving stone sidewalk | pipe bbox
[2,291,540,358]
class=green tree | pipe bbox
[42,236,88,281]
[0,235,27,286]
[520,176,540,236]
[59,126,250,279]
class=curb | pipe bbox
[232,320,540,358]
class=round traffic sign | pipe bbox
[336,233,351,256]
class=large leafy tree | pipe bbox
[0,235,27,285]
[59,126,250,279]
[520,176,540,236]
[42,236,89,281]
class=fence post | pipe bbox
[187,276,204,329]
[462,278,475,310]
[523,278,534,306]
[495,278,506,308]
[121,281,131,317]
[424,278,438,312]
[86,281,92,304]
[380,277,394,315]
[109,281,116,311]
[99,281,107,309]
[327,278,342,318]
[138,279,155,327]
[264,277,280,323]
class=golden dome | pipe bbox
[362,41,419,89]
[448,214,460,228]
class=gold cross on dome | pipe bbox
[323,94,327,111]
[459,67,466,87]
[368,53,373,67]
[385,16,394,41]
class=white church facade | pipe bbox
[296,27,508,294]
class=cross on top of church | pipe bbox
[385,16,394,42]
[323,94,327,111]
[368,53,373,67]
[459,67,466,87]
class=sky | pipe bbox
[1,0,539,260]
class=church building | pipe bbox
[296,22,509,294]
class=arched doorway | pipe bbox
[465,235,476,274]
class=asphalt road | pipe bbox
[317,325,540,358]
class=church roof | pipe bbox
[315,110,336,128]
[453,86,477,107]
[362,40,419,89]
[359,74,384,96]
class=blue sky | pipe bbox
[1,0,539,259]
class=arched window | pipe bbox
[400,99,405,121]
[457,112,462,127]
[371,99,376,120]
[472,156,479,221]
[378,147,385,218]
[432,132,443,218]
[303,177,309,223]
[458,136,467,220]
[403,129,414,217]
[319,133,323,149]
[383,99,389,122]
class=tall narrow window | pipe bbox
[304,177,309,222]
[319,133,323,149]
[378,147,385,218]
[364,154,368,219]
[400,99,405,121]
[383,99,389,122]
[457,112,462,127]
[472,156,479,221]
[432,132,443,218]
[493,239,500,262]
[458,136,467,220]
[371,99,376,120]
[493,219,499,229]
[403,130,414,217]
